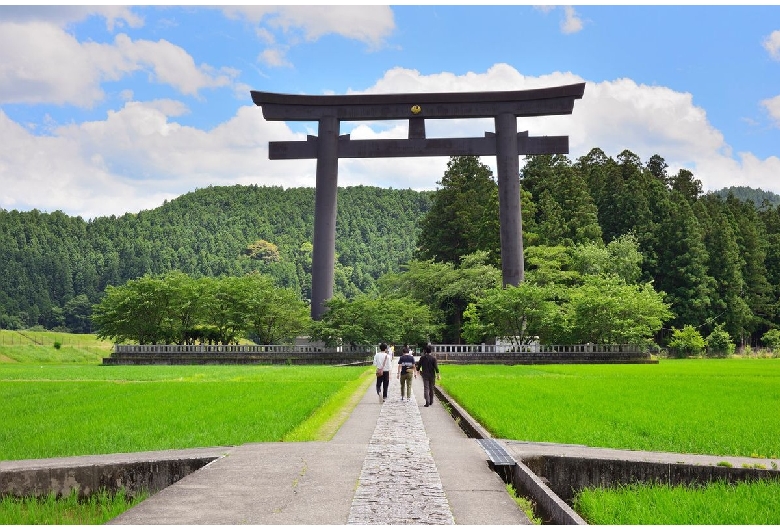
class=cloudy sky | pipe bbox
[1,5,779,220]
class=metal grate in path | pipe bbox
[477,438,516,466]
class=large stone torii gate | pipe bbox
[251,83,585,319]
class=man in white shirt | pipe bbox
[373,342,392,404]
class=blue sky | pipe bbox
[1,5,779,219]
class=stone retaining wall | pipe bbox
[0,457,220,499]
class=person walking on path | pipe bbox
[396,346,416,401]
[374,343,392,404]
[416,344,440,407]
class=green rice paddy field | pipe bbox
[440,359,780,525]
[573,479,780,525]
[439,359,780,458]
[2,334,780,524]
[0,364,369,460]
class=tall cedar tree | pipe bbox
[416,156,501,267]
[722,194,773,335]
[655,192,714,329]
[758,204,780,325]
[696,196,752,339]
[520,154,602,247]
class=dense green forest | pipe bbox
[0,185,431,332]
[2,148,780,348]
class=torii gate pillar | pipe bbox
[252,83,585,319]
[495,112,524,286]
[311,115,339,319]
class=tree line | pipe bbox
[3,149,780,351]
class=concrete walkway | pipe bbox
[108,361,529,525]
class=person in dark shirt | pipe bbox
[416,344,440,407]
[396,346,416,402]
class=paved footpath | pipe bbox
[348,386,454,524]
[109,360,529,525]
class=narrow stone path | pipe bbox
[348,369,455,525]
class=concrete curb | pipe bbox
[510,460,587,525]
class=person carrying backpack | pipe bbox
[396,346,416,402]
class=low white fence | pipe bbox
[113,343,644,356]
[431,344,643,354]
[112,344,371,354]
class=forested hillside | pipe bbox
[713,186,780,208]
[0,185,432,331]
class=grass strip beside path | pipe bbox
[439,359,780,458]
[283,368,374,441]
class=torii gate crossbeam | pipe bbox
[251,83,585,319]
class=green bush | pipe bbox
[762,329,780,352]
[705,324,735,358]
[667,325,705,358]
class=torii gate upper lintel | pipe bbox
[251,83,585,320]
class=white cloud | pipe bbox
[0,100,314,219]
[567,78,727,160]
[533,6,556,15]
[533,5,584,34]
[0,22,109,107]
[764,30,780,60]
[0,22,236,107]
[0,108,160,218]
[762,95,780,127]
[113,34,235,97]
[255,27,276,45]
[224,5,395,61]
[258,48,292,68]
[0,5,143,31]
[561,6,584,34]
[3,63,780,219]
